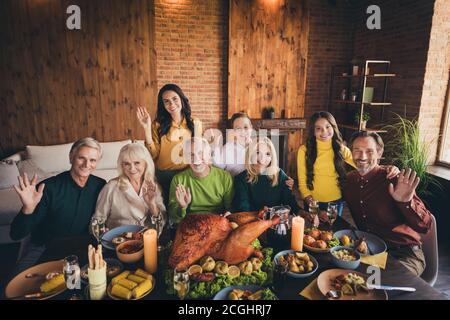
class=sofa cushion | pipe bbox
[16,159,51,183]
[0,161,20,190]
[26,142,73,173]
[97,140,132,170]
[0,188,22,225]
[92,169,118,182]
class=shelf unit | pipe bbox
[328,60,395,137]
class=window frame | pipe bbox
[436,69,450,168]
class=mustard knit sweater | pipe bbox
[297,139,355,202]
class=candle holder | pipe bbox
[88,263,107,300]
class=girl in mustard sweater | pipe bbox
[297,111,398,217]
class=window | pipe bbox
[437,71,450,166]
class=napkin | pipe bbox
[299,277,324,300]
[360,252,388,269]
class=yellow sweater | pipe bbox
[146,118,203,171]
[297,139,355,202]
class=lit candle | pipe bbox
[144,229,157,274]
[291,216,305,251]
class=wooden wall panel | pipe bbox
[228,0,309,177]
[0,0,157,158]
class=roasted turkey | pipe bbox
[169,209,280,270]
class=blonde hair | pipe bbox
[116,142,157,191]
[245,137,279,187]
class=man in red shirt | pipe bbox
[342,131,432,276]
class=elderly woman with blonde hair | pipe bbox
[93,142,166,230]
[233,137,300,214]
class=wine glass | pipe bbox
[173,269,190,300]
[91,217,106,244]
[272,261,288,295]
[308,200,320,227]
[63,255,82,300]
[151,214,164,251]
[151,214,163,238]
[326,203,338,227]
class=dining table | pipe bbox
[34,216,447,300]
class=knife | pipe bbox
[8,291,53,300]
[367,284,416,292]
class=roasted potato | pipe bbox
[308,229,321,240]
[289,260,300,273]
[247,290,263,300]
[200,256,216,272]
[303,235,316,246]
[320,231,333,242]
[228,289,244,300]
[214,261,229,275]
[313,240,327,249]
[250,257,262,271]
[295,252,310,262]
[238,261,253,275]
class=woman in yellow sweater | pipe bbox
[137,84,202,204]
[297,111,398,217]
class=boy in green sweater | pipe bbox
[168,137,234,224]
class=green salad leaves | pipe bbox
[165,247,275,299]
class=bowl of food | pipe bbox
[303,228,340,253]
[213,285,277,300]
[274,250,318,278]
[329,246,361,270]
[333,230,387,256]
[116,240,144,264]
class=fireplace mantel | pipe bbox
[251,118,306,131]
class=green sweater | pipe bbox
[168,166,234,224]
[10,171,106,245]
[233,169,300,213]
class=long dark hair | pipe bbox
[156,84,195,137]
[306,111,347,190]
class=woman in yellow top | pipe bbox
[137,84,202,204]
[297,111,398,217]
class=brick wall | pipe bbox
[352,0,435,120]
[352,0,449,164]
[153,0,448,158]
[418,0,450,163]
[154,0,356,134]
[304,0,355,122]
[154,0,228,131]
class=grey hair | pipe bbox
[349,131,384,152]
[182,137,212,164]
[69,137,103,162]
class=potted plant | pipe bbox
[264,106,276,119]
[382,114,441,199]
[354,111,371,130]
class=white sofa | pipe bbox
[0,139,139,244]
